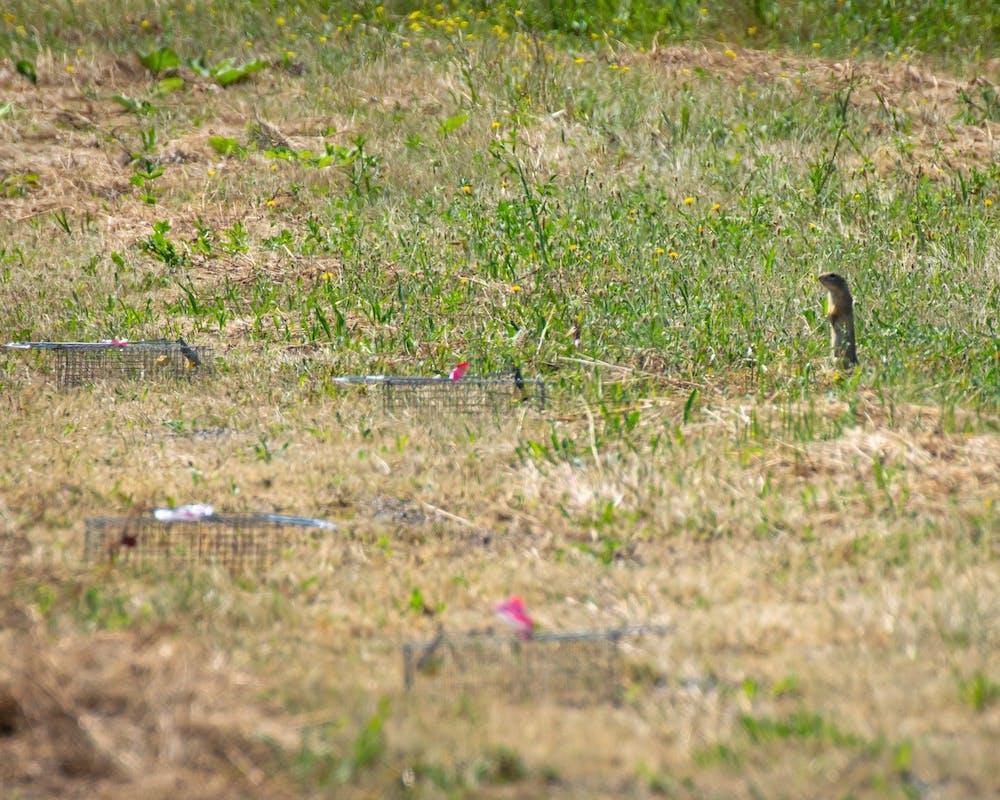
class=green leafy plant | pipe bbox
[208,135,247,157]
[438,112,469,136]
[138,45,181,75]
[15,59,37,84]
[2,173,39,197]
[189,55,267,86]
[140,220,189,270]
[959,671,1000,712]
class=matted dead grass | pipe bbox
[643,44,1000,177]
[1,359,997,797]
[3,44,999,240]
[0,595,298,799]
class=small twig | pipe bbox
[420,502,477,530]
[583,404,604,477]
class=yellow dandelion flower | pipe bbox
[461,185,472,194]
[655,246,665,255]
[65,65,74,73]
[321,271,333,281]
[574,57,584,64]
[683,196,694,205]
[318,35,327,43]
[711,202,721,212]
[207,169,216,177]
[4,12,15,23]
[140,18,150,28]
[491,120,501,129]
[985,198,993,207]
[185,4,194,11]
[668,251,679,259]
[724,48,737,59]
[510,284,522,293]
[276,15,286,26]
[402,40,410,48]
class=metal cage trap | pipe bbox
[402,626,671,705]
[4,338,212,387]
[334,369,546,414]
[84,510,337,575]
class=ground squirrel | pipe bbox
[818,272,858,367]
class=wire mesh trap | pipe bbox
[4,339,212,387]
[334,369,546,414]
[402,626,671,706]
[84,511,337,575]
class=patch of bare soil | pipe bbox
[0,593,297,799]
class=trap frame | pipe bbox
[4,339,212,387]
[84,512,336,575]
[402,625,672,705]
[334,369,546,414]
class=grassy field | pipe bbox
[1,1,999,797]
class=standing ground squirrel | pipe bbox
[818,272,858,367]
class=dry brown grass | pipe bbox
[2,364,998,797]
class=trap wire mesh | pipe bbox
[335,369,546,414]
[402,626,672,705]
[84,512,336,575]
[5,339,212,387]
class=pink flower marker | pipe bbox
[495,595,534,640]
[449,361,470,381]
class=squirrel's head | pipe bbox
[818,272,850,293]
